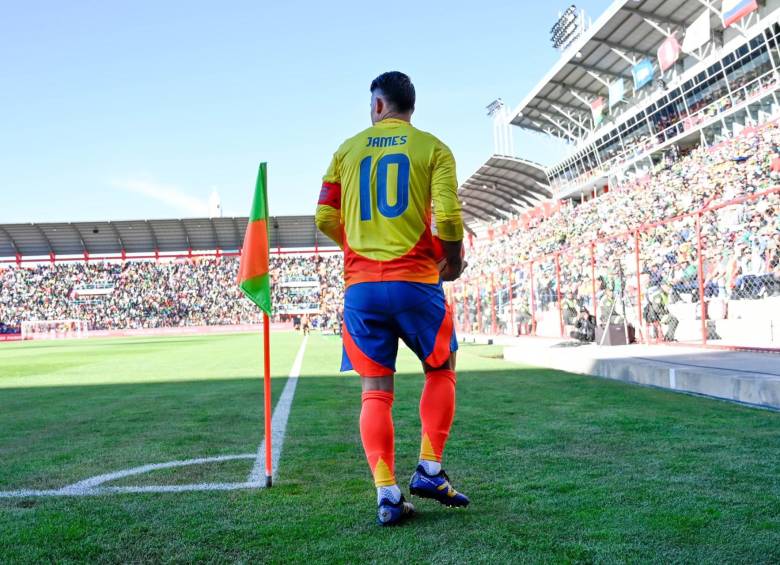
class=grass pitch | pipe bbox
[1,332,779,563]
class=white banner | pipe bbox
[682,10,711,53]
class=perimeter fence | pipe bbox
[447,187,780,351]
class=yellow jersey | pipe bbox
[315,118,463,287]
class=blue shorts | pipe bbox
[341,281,458,376]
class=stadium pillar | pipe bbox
[121,248,126,263]
[463,285,469,334]
[508,267,515,337]
[458,285,463,333]
[154,249,160,263]
[49,252,55,265]
[452,286,461,333]
[529,261,537,336]
[634,232,644,343]
[695,213,708,346]
[590,243,597,316]
[476,278,483,335]
[15,252,22,267]
[447,285,456,332]
[83,250,89,263]
[490,273,497,335]
[554,254,564,338]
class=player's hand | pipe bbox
[440,259,467,282]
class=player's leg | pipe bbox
[342,282,414,525]
[359,375,404,520]
[411,353,469,507]
[360,375,396,495]
[419,352,457,476]
[393,281,470,507]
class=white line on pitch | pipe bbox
[0,481,261,498]
[94,482,259,494]
[248,334,308,483]
[61,454,257,494]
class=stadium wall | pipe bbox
[11,323,294,342]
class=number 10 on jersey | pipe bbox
[359,153,410,221]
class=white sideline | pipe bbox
[0,335,309,498]
[248,334,308,483]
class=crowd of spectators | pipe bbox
[0,255,345,332]
[4,121,780,341]
[460,120,780,341]
[316,254,345,333]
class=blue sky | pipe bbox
[1,0,610,222]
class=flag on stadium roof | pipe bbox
[608,79,625,110]
[657,34,681,72]
[237,162,272,315]
[631,59,654,90]
[682,10,711,54]
[591,96,606,126]
[722,0,758,28]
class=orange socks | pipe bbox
[419,369,456,463]
[360,371,455,488]
[360,390,396,487]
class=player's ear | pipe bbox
[374,96,384,115]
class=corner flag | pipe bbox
[238,162,272,315]
[237,162,274,487]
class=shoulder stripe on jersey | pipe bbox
[318,182,341,209]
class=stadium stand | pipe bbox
[2,120,778,347]
[0,254,344,335]
[450,1,780,351]
[453,121,780,349]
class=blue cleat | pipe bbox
[377,495,416,526]
[409,465,470,507]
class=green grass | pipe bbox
[1,333,779,563]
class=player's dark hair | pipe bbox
[370,71,415,113]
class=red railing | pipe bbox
[450,186,780,352]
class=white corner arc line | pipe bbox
[62,454,257,494]
[0,334,309,498]
[248,334,308,483]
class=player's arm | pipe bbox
[315,150,344,249]
[431,142,465,281]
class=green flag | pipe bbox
[237,162,272,315]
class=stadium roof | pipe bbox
[459,155,552,222]
[510,0,720,140]
[0,215,336,259]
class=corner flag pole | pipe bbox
[236,162,273,488]
[263,312,273,487]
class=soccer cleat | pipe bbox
[409,465,470,507]
[377,495,416,526]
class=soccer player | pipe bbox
[315,71,469,526]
